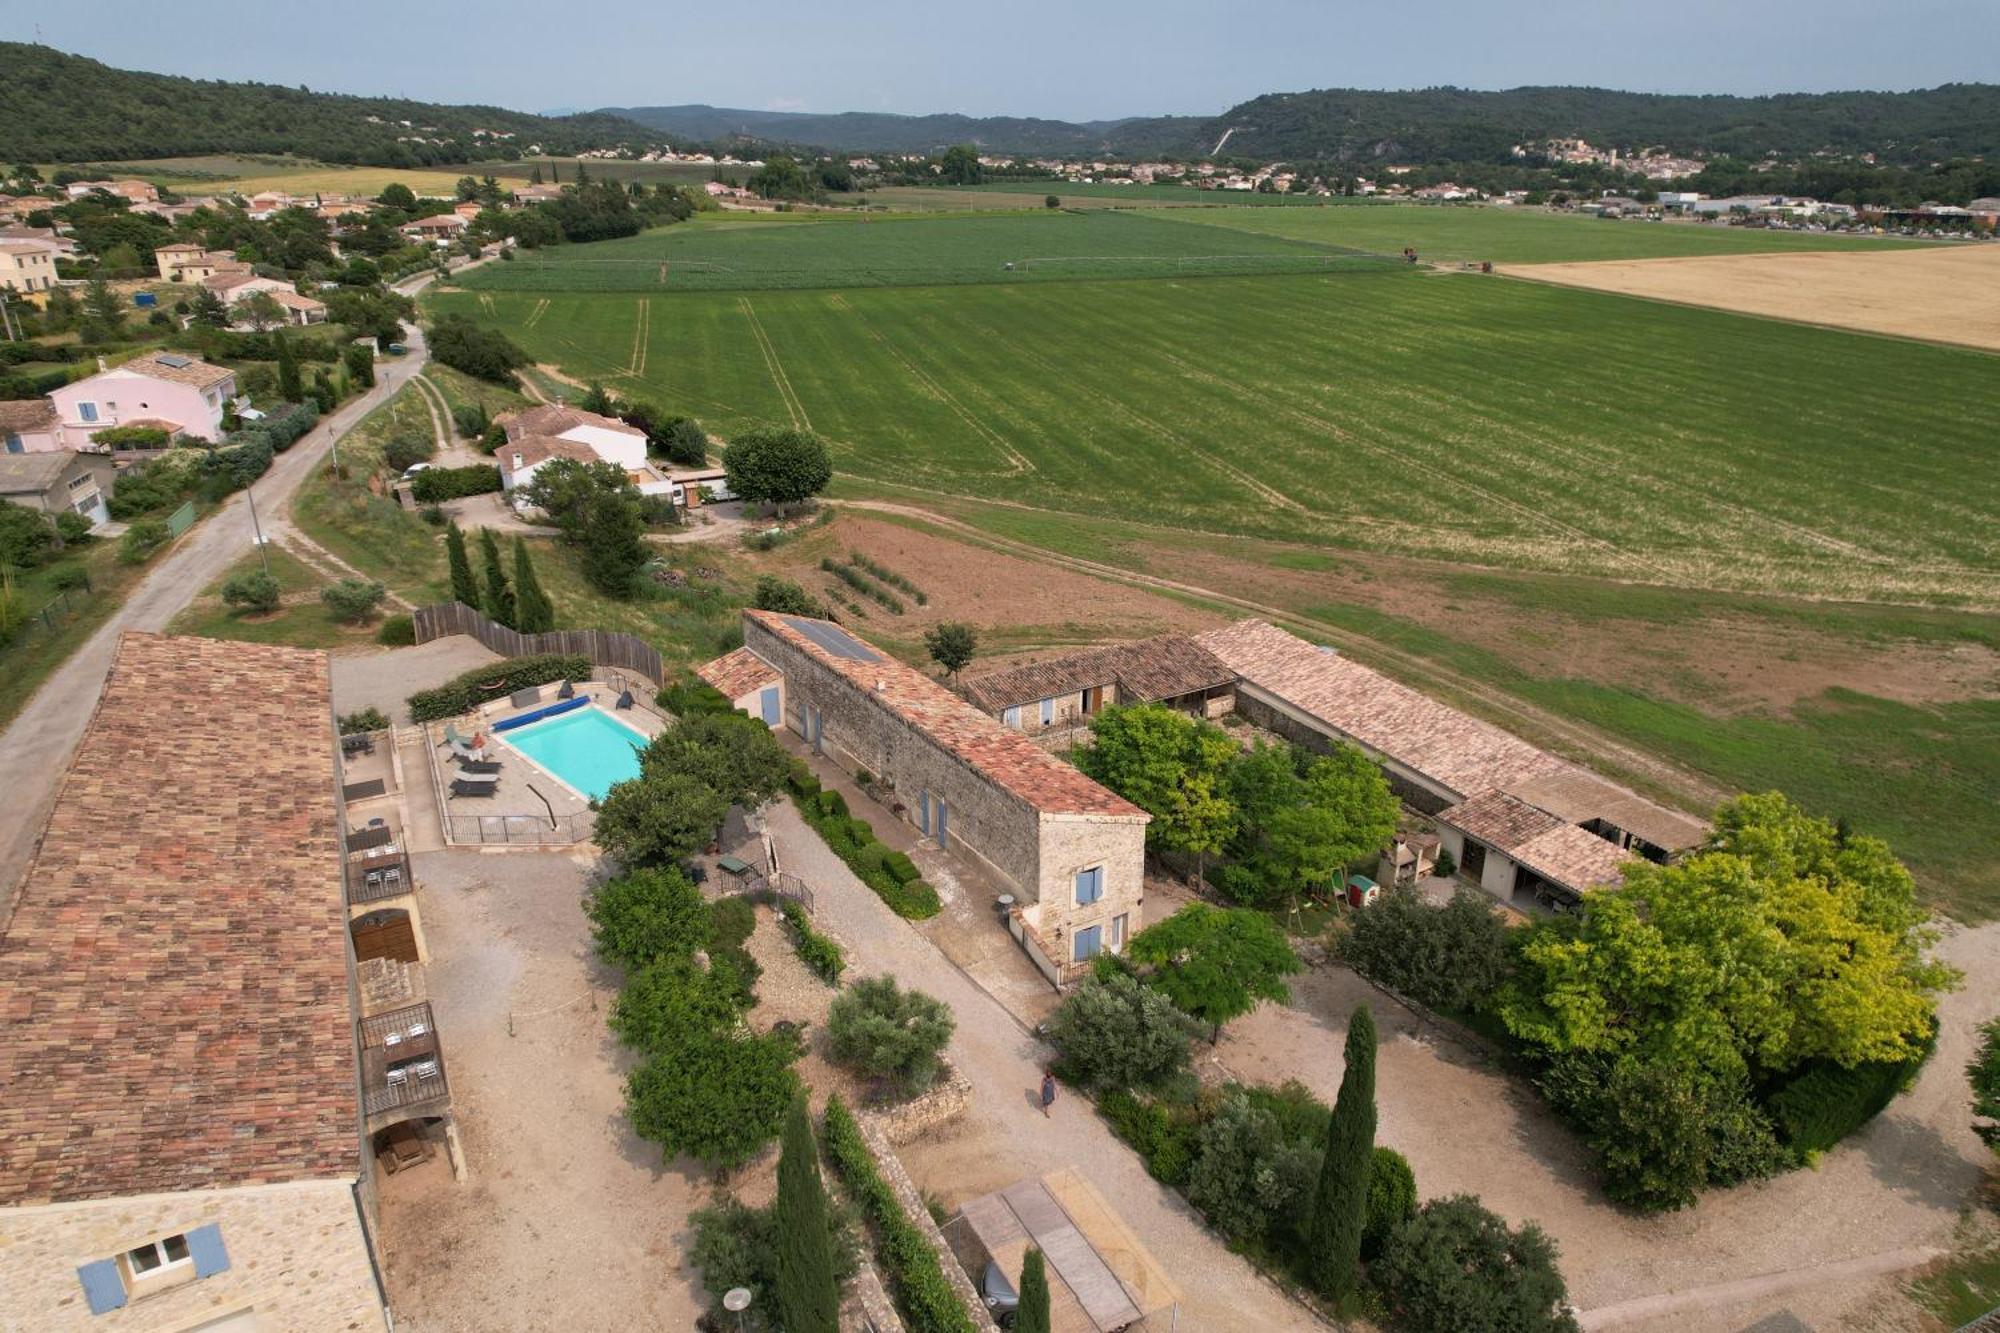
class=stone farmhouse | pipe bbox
[960,618,1705,911]
[0,635,407,1331]
[703,611,1150,984]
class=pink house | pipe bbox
[48,352,236,448]
[0,400,61,455]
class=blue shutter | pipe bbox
[1073,925,1103,961]
[76,1260,127,1314]
[759,686,781,726]
[917,792,930,834]
[1074,867,1102,905]
[1003,706,1021,729]
[1040,698,1054,726]
[186,1224,231,1279]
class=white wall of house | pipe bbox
[49,370,231,447]
[558,425,646,468]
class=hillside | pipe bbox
[606,85,2000,166]
[603,103,1201,157]
[0,42,656,165]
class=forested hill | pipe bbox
[0,43,656,164]
[611,85,2000,166]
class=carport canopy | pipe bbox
[956,1169,1180,1332]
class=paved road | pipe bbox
[0,275,440,916]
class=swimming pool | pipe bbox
[499,705,648,801]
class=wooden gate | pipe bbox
[353,912,418,964]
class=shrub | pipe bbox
[451,401,489,440]
[376,613,415,645]
[1373,1195,1579,1333]
[339,707,390,734]
[52,511,92,543]
[202,437,273,492]
[90,424,171,450]
[410,463,502,503]
[818,789,848,819]
[657,672,736,717]
[382,430,435,474]
[828,975,955,1097]
[427,313,528,385]
[1364,1146,1418,1258]
[626,1027,802,1170]
[688,1193,860,1333]
[1098,1088,1198,1186]
[254,401,319,451]
[1765,1027,1935,1158]
[882,850,920,884]
[1185,1088,1317,1245]
[610,951,755,1051]
[782,900,844,985]
[752,574,825,617]
[117,517,169,565]
[407,652,591,720]
[220,569,281,614]
[821,1096,978,1333]
[320,578,387,624]
[49,565,90,592]
[586,866,710,972]
[792,791,942,919]
[1046,973,1201,1093]
[0,505,59,568]
[1339,887,1514,1015]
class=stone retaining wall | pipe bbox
[856,1113,1000,1333]
[877,1061,972,1147]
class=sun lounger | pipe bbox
[456,758,501,774]
[449,778,498,798]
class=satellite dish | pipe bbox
[723,1288,753,1312]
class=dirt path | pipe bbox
[1576,1245,1946,1330]
[409,373,454,452]
[842,499,1729,811]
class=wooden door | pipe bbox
[353,914,418,964]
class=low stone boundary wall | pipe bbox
[856,1112,1000,1333]
[877,1061,971,1147]
[844,1258,906,1333]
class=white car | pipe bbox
[401,462,433,480]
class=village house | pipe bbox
[202,271,328,327]
[0,450,116,527]
[494,403,676,500]
[703,611,1150,984]
[0,635,393,1332]
[49,351,237,447]
[154,243,248,284]
[961,635,1237,736]
[0,236,59,294]
[401,213,468,243]
[0,399,61,454]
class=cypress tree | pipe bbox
[530,164,543,184]
[275,331,302,402]
[478,527,514,627]
[776,1096,839,1333]
[512,537,554,633]
[445,524,480,608]
[1308,1003,1377,1299]
[1016,1246,1052,1333]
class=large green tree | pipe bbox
[477,527,514,626]
[594,772,729,870]
[518,458,650,598]
[1307,1004,1377,1299]
[1126,903,1301,1041]
[776,1095,840,1333]
[1077,704,1237,889]
[445,522,480,608]
[585,866,710,971]
[512,537,554,632]
[723,427,832,515]
[1016,1247,1051,1333]
[1501,792,1952,1083]
[274,329,303,401]
[1219,740,1398,907]
[1374,1196,1578,1333]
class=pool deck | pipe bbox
[426,683,669,846]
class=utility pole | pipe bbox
[244,479,271,577]
[0,290,16,342]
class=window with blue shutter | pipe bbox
[1073,925,1103,961]
[76,1260,127,1314]
[1073,866,1103,905]
[186,1224,231,1278]
[1003,705,1021,729]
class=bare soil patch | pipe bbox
[1513,245,2000,352]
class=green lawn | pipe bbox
[0,538,145,729]
[291,381,452,603]
[164,546,378,652]
[454,210,1389,293]
[907,180,1380,207]
[429,270,2000,607]
[1176,202,1928,265]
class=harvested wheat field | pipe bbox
[1514,243,2000,351]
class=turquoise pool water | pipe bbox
[501,706,646,800]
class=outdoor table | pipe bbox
[716,855,754,877]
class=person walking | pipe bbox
[1040,1071,1057,1118]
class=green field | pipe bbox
[433,266,2000,606]
[918,180,1377,206]
[1177,203,1928,265]
[459,210,1390,292]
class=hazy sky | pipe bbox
[9,1,1997,121]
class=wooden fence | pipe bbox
[412,601,665,686]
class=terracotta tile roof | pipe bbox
[499,403,641,444]
[1438,790,1629,894]
[698,645,781,699]
[500,433,600,478]
[202,271,262,294]
[0,450,99,492]
[1503,769,1706,854]
[0,398,57,433]
[961,635,1236,715]
[0,633,358,1206]
[740,611,1147,821]
[269,290,326,311]
[118,351,236,390]
[0,239,56,255]
[1194,620,1568,801]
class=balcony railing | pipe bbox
[360,1002,449,1119]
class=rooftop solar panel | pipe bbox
[781,615,881,662]
[156,353,193,369]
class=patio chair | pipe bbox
[557,679,576,700]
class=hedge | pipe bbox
[792,793,941,920]
[1098,1088,1197,1186]
[407,653,592,722]
[90,425,172,450]
[239,401,319,452]
[822,1095,978,1333]
[658,673,735,718]
[781,900,845,986]
[1765,1024,1936,1158]
[202,437,273,492]
[411,464,503,503]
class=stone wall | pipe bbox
[748,619,1045,895]
[855,1114,1001,1333]
[1027,814,1148,971]
[877,1062,972,1147]
[0,1178,386,1332]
